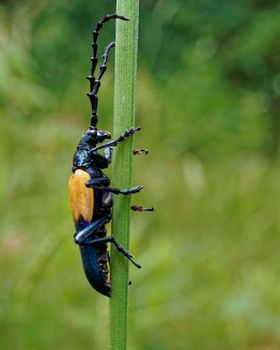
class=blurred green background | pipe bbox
[1,1,280,349]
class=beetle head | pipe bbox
[84,126,111,145]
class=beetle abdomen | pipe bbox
[79,245,111,296]
[68,169,94,229]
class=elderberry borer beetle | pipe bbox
[68,14,153,297]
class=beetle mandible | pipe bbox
[68,14,153,296]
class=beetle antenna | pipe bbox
[87,14,129,127]
[87,41,115,127]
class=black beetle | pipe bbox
[68,14,153,296]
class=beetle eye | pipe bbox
[86,128,97,137]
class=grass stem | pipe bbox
[109,1,139,350]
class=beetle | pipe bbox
[68,14,153,296]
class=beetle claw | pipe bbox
[131,205,154,212]
[131,185,144,193]
[133,148,149,155]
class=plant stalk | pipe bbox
[109,0,139,349]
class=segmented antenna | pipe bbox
[87,14,129,127]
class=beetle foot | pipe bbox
[133,148,149,155]
[110,236,142,268]
[131,205,154,212]
[117,127,141,142]
[130,185,144,194]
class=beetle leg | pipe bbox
[90,127,141,153]
[116,127,141,142]
[74,217,109,244]
[131,205,154,212]
[89,140,118,154]
[103,146,113,163]
[84,235,142,269]
[91,185,144,195]
[109,236,142,269]
[133,148,149,155]
[86,177,110,188]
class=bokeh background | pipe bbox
[1,1,280,349]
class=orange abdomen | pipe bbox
[68,169,94,227]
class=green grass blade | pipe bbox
[109,1,139,349]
